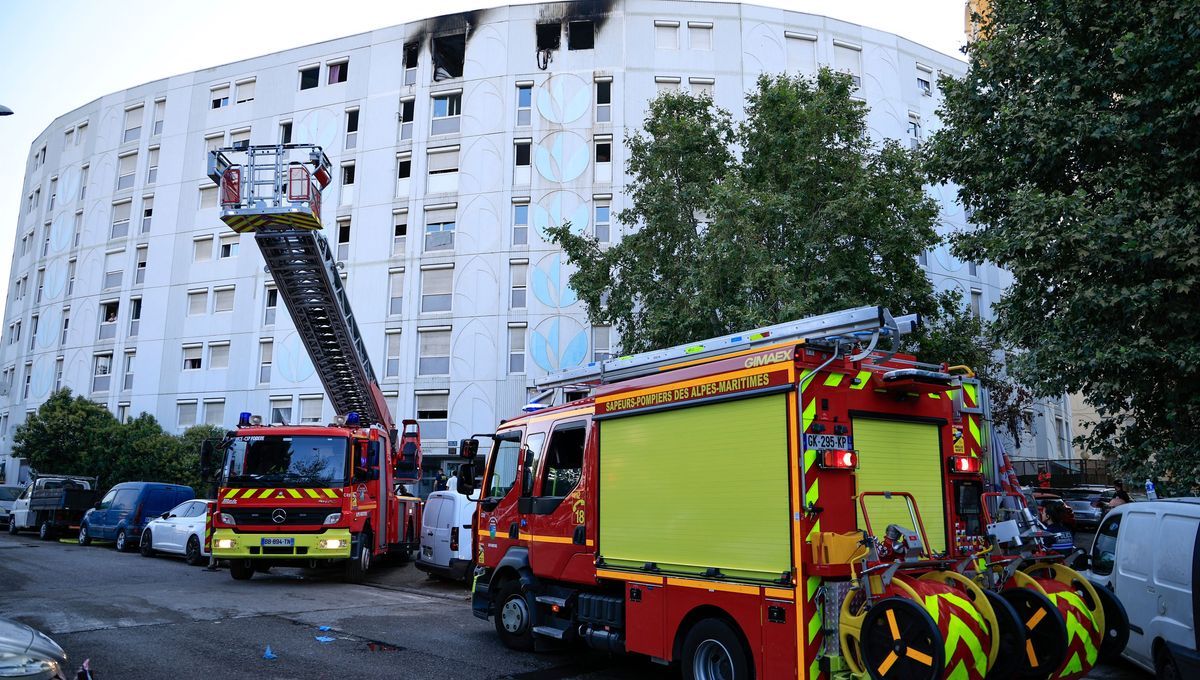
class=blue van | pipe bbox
[79,482,195,552]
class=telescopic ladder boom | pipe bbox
[535,305,921,391]
[207,144,393,436]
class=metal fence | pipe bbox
[1012,458,1112,488]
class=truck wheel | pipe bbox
[230,559,254,580]
[185,536,204,566]
[115,528,131,552]
[1156,646,1181,680]
[682,618,751,680]
[8,520,18,535]
[38,521,55,541]
[140,531,155,557]
[494,580,535,651]
[77,524,91,545]
[344,532,372,583]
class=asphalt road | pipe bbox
[0,531,1149,679]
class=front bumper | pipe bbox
[211,528,352,559]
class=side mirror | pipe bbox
[460,438,480,460]
[199,439,217,481]
[520,449,535,497]
[456,463,476,496]
[161,512,171,520]
[93,501,102,510]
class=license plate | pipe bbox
[804,434,852,450]
[261,537,294,547]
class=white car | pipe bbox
[139,499,214,566]
[416,479,477,581]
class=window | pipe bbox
[48,177,57,210]
[327,59,348,85]
[834,40,863,88]
[592,325,611,361]
[279,120,293,144]
[427,146,459,193]
[269,397,292,425]
[432,34,465,81]
[595,79,612,123]
[210,85,229,109]
[103,251,123,289]
[64,128,74,147]
[230,128,250,150]
[258,340,273,383]
[689,77,715,97]
[299,396,322,424]
[182,345,203,370]
[341,162,355,186]
[299,65,319,90]
[264,287,278,325]
[917,250,928,267]
[510,261,527,309]
[336,219,351,260]
[418,328,451,375]
[61,308,70,345]
[424,205,456,252]
[344,108,359,149]
[1091,514,1121,576]
[199,186,218,209]
[908,114,922,149]
[204,133,224,154]
[79,165,88,200]
[177,401,198,429]
[128,297,141,336]
[98,300,120,340]
[388,269,404,315]
[117,153,137,190]
[54,358,63,391]
[20,364,30,400]
[204,399,226,426]
[595,136,612,162]
[187,289,207,316]
[385,330,402,378]
[208,342,230,369]
[123,106,143,143]
[35,269,44,303]
[917,76,932,97]
[146,147,159,185]
[513,203,529,246]
[219,234,238,259]
[28,316,37,351]
[540,424,585,497]
[487,437,521,498]
[213,286,235,313]
[395,152,412,196]
[420,267,453,313]
[688,21,713,50]
[516,84,532,126]
[397,99,416,142]
[431,92,462,135]
[594,202,611,243]
[392,210,408,255]
[193,235,213,262]
[568,20,594,50]
[122,350,135,391]
[110,201,132,239]
[970,288,982,319]
[72,212,82,247]
[515,140,531,167]
[152,99,165,135]
[134,246,147,284]
[508,324,526,373]
[403,42,419,86]
[655,76,681,93]
[655,20,679,49]
[416,392,448,439]
[76,122,87,145]
[236,78,256,104]
[93,353,113,392]
[968,260,978,277]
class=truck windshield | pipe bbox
[225,436,349,488]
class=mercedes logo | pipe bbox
[271,508,287,524]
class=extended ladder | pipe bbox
[535,305,920,391]
[207,144,391,431]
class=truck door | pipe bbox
[477,430,526,566]
[12,483,33,528]
[527,420,589,577]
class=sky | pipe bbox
[0,0,969,319]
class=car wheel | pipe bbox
[185,536,204,566]
[1157,646,1182,680]
[115,528,130,552]
[38,520,54,541]
[494,579,535,651]
[77,524,91,545]
[682,618,751,680]
[229,559,254,581]
[7,520,17,535]
[139,530,155,557]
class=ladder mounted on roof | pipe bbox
[207,144,394,442]
[535,305,921,391]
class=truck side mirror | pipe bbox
[456,463,476,496]
[460,438,479,460]
[520,449,535,497]
[199,439,216,481]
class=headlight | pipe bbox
[215,538,236,550]
[0,652,61,678]
[317,538,345,550]
[219,513,235,526]
[323,513,342,525]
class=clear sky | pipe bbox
[0,0,968,319]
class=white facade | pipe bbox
[1,0,1069,491]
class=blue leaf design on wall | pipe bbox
[534,132,588,183]
[531,318,589,372]
[535,74,590,124]
[532,255,578,309]
[532,191,590,241]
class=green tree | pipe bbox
[927,0,1200,492]
[13,389,119,478]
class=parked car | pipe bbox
[0,485,22,528]
[1085,498,1200,679]
[1066,498,1103,529]
[1033,492,1076,529]
[139,499,214,565]
[416,479,477,581]
[7,476,97,540]
[0,615,72,679]
[79,482,194,552]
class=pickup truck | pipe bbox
[7,476,98,540]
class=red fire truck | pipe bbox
[200,144,422,581]
[460,306,1124,679]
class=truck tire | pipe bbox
[494,579,535,652]
[38,520,55,541]
[8,520,18,535]
[1156,646,1182,680]
[344,532,372,584]
[77,524,91,545]
[682,618,751,680]
[230,559,254,580]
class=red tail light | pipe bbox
[450,527,459,552]
[949,455,981,474]
[820,450,858,470]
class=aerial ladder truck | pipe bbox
[201,144,422,581]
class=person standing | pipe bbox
[1108,481,1132,509]
[1037,466,1052,489]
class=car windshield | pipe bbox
[224,435,349,488]
[0,487,21,501]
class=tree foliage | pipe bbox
[551,70,1005,390]
[13,389,217,492]
[928,0,1200,492]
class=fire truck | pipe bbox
[459,306,1128,679]
[200,144,422,582]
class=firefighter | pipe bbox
[1037,466,1052,489]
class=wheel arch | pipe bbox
[671,604,754,669]
[488,547,537,592]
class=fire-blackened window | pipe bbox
[432,33,465,81]
[403,42,419,86]
[568,21,594,50]
[536,23,561,51]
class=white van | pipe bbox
[416,478,477,581]
[1087,499,1200,679]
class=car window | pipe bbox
[1091,512,1121,576]
[0,487,21,502]
[188,502,208,518]
[97,489,117,509]
[487,438,523,499]
[423,497,446,528]
[166,501,192,518]
[539,424,586,497]
[112,489,139,511]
